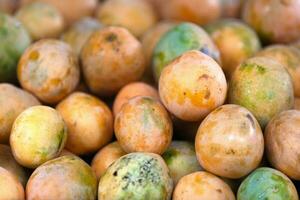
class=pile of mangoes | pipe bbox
[1,0,300,199]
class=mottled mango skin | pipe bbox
[98,152,173,200]
[0,167,25,200]
[113,82,160,116]
[16,2,64,40]
[81,27,146,96]
[20,0,98,26]
[91,141,127,179]
[158,0,221,25]
[115,96,173,154]
[162,141,202,184]
[243,0,300,44]
[159,50,227,122]
[237,167,299,200]
[0,83,40,143]
[26,155,97,200]
[153,22,221,81]
[196,104,264,179]
[61,17,102,56]
[141,21,176,83]
[228,57,294,128]
[0,13,31,82]
[265,110,300,180]
[256,45,300,97]
[96,0,157,37]
[56,92,113,155]
[0,144,28,186]
[205,19,261,78]
[18,39,80,104]
[173,171,235,200]
[10,106,67,168]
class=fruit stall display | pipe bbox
[0,0,300,199]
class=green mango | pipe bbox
[0,13,31,82]
[238,167,298,200]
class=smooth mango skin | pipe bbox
[10,106,67,168]
[98,152,173,200]
[162,141,202,184]
[205,19,261,78]
[0,13,31,82]
[0,167,25,200]
[0,144,28,186]
[0,83,40,143]
[26,155,97,200]
[237,167,299,200]
[152,22,220,81]
[256,45,300,97]
[16,2,64,40]
[173,171,235,200]
[115,96,173,155]
[61,17,102,56]
[56,92,114,155]
[228,57,294,128]
[243,0,300,44]
[195,104,264,179]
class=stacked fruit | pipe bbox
[0,0,300,199]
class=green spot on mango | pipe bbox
[162,148,179,165]
[36,147,50,161]
[142,105,165,131]
[240,63,266,74]
[257,65,266,74]
[56,127,66,151]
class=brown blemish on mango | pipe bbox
[29,51,39,60]
[198,74,210,80]
[106,33,117,42]
[217,188,222,193]
[246,114,255,128]
[204,90,210,99]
